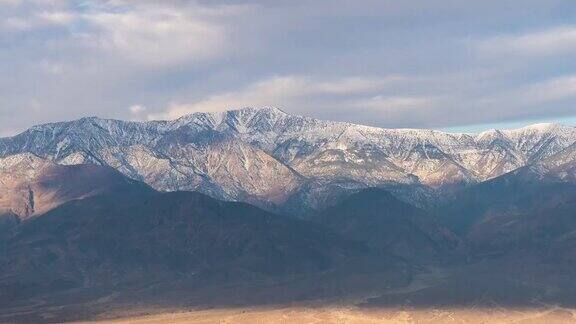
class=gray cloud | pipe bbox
[2,0,576,135]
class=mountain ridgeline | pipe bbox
[1,107,576,266]
[2,107,576,215]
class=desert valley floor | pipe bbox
[89,269,576,324]
[3,261,576,323]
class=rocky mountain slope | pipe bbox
[1,107,575,214]
[0,167,371,307]
[436,146,576,258]
[0,154,148,222]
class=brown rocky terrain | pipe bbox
[0,154,147,220]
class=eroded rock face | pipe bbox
[0,154,147,219]
[1,107,575,213]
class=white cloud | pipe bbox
[313,76,409,95]
[38,60,66,75]
[149,76,306,120]
[149,75,414,120]
[475,75,576,108]
[351,95,437,111]
[129,104,146,114]
[81,5,231,67]
[520,76,576,103]
[479,26,576,56]
[0,1,72,31]
[1,1,252,67]
[0,0,22,6]
[128,104,148,121]
[2,17,31,30]
[36,10,75,25]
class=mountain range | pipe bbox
[2,107,576,322]
[1,107,575,216]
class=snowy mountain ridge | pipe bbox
[1,107,575,214]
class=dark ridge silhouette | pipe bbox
[317,188,464,264]
[436,166,576,259]
[0,189,373,292]
[437,166,576,234]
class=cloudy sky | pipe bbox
[2,0,576,136]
